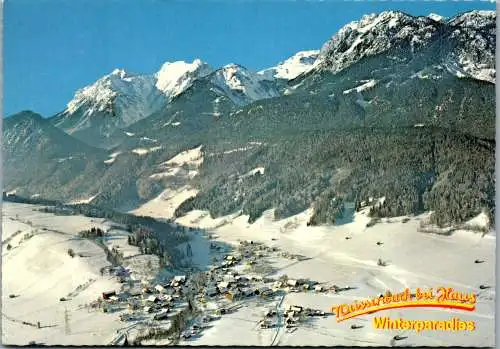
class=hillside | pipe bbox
[2,10,496,228]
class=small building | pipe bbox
[143,306,153,313]
[259,287,273,297]
[241,288,254,297]
[147,295,160,303]
[218,281,230,289]
[173,275,186,283]
[102,291,116,300]
[287,279,298,287]
[289,305,303,313]
[205,287,218,297]
[154,285,166,293]
[161,294,173,302]
[154,310,169,321]
[266,309,277,318]
[128,300,139,312]
[314,285,323,292]
[223,275,236,283]
[226,290,241,301]
[273,281,283,289]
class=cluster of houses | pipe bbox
[90,235,348,343]
[203,254,275,301]
[96,274,189,320]
[261,305,329,330]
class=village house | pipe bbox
[153,309,169,321]
[289,305,303,313]
[127,300,139,312]
[154,284,166,293]
[102,291,116,300]
[266,309,277,318]
[287,279,298,287]
[218,281,231,290]
[259,287,273,297]
[161,294,173,302]
[225,289,241,301]
[240,288,254,297]
[173,275,187,283]
[146,295,160,303]
[205,286,218,297]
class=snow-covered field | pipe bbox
[131,145,203,218]
[139,184,495,347]
[1,203,127,345]
[4,175,495,347]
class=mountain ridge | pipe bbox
[3,9,496,229]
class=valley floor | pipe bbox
[138,201,496,347]
[2,200,495,346]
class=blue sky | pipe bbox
[4,0,496,117]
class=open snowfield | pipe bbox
[141,191,495,346]
[1,203,132,346]
[3,190,495,346]
[131,145,203,218]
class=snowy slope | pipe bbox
[259,50,319,80]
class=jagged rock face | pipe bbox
[316,10,495,83]
[446,11,496,83]
[317,12,438,72]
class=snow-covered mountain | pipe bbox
[445,10,496,83]
[46,9,495,149]
[3,111,100,158]
[54,61,214,135]
[315,10,496,84]
[259,50,319,80]
[60,69,166,130]
[155,59,213,100]
[210,64,281,106]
